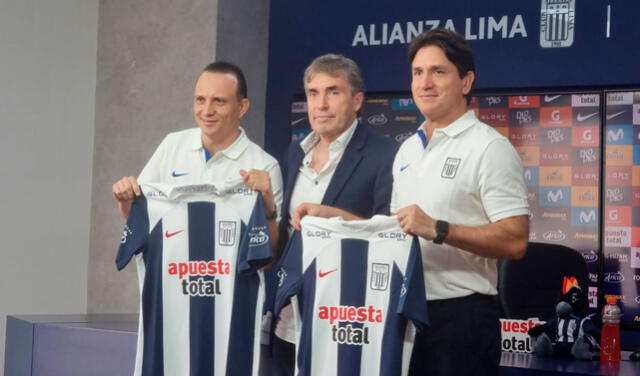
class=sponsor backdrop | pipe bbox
[291,91,605,318]
[603,91,640,326]
[273,1,640,328]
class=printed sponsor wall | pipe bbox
[291,91,640,326]
[603,91,640,326]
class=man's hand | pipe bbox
[240,169,276,214]
[395,204,436,240]
[112,176,141,218]
[291,203,362,231]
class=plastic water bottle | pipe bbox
[600,296,621,362]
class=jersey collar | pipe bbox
[437,110,477,138]
[189,127,250,160]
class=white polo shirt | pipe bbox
[138,127,283,220]
[391,110,528,301]
[287,119,358,233]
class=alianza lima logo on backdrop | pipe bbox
[539,0,575,48]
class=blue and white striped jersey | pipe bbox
[275,215,428,376]
[116,182,271,376]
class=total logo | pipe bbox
[318,305,383,345]
[603,271,624,283]
[368,113,388,126]
[543,230,565,242]
[167,260,231,297]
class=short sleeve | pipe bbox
[115,195,150,270]
[397,236,429,331]
[478,138,529,222]
[238,194,273,274]
[137,134,169,183]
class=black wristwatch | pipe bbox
[433,220,449,244]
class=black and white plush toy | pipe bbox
[528,277,600,360]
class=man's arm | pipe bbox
[396,204,528,259]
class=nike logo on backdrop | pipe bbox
[165,230,184,238]
[318,269,337,278]
[576,112,598,122]
[172,171,189,177]
[606,110,626,121]
[544,95,561,102]
[291,118,306,126]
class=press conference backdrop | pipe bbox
[290,91,640,328]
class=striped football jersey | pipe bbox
[275,215,428,376]
[117,182,271,376]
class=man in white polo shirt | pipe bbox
[112,61,283,246]
[393,29,529,375]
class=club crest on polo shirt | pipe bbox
[441,157,462,179]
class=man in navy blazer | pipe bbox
[270,53,396,375]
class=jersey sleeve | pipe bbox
[273,231,304,315]
[397,236,429,330]
[237,194,273,274]
[115,194,149,270]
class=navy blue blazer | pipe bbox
[277,122,397,252]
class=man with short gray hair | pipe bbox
[271,53,396,375]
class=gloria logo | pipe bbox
[603,272,624,283]
[367,113,388,125]
[543,230,566,241]
[539,0,575,48]
[306,230,331,239]
[479,109,508,127]
[509,128,538,146]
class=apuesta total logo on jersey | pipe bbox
[317,305,383,345]
[167,260,231,297]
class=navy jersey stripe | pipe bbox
[338,239,368,376]
[226,221,260,375]
[188,202,216,376]
[141,223,164,376]
[298,259,317,376]
[380,263,406,375]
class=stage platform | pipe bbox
[5,314,640,375]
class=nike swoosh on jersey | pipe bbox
[576,112,598,122]
[165,230,184,238]
[172,171,189,177]
[606,110,626,120]
[318,269,337,278]
[544,95,561,102]
[400,164,410,172]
